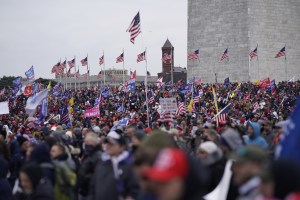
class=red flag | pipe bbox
[259,78,270,88]
[24,85,33,96]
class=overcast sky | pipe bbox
[0,0,187,79]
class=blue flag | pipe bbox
[13,77,22,87]
[25,66,35,82]
[117,104,125,113]
[110,117,129,131]
[277,100,300,165]
[224,77,230,86]
[39,98,48,120]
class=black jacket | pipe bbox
[89,151,140,200]
[13,178,54,200]
[77,147,101,196]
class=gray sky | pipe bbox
[0,0,187,79]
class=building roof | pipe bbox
[162,38,173,48]
[173,66,187,73]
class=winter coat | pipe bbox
[244,122,268,149]
[77,147,101,196]
[89,151,140,200]
[13,178,54,200]
[0,155,12,200]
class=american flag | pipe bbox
[116,53,124,63]
[82,70,89,79]
[253,102,259,113]
[188,49,199,60]
[220,48,229,61]
[51,62,60,74]
[193,96,199,104]
[60,106,70,124]
[162,53,171,63]
[147,71,151,77]
[215,103,231,124]
[275,46,286,58]
[66,68,71,77]
[68,58,75,68]
[99,55,104,65]
[126,12,141,44]
[75,69,80,78]
[176,101,186,115]
[137,51,146,62]
[147,90,155,104]
[157,77,164,88]
[97,71,102,79]
[60,60,67,69]
[81,57,88,66]
[249,47,258,60]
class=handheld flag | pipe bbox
[128,70,136,92]
[25,66,35,82]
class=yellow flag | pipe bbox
[229,92,235,98]
[212,86,218,114]
[69,97,74,107]
[47,81,51,90]
[188,99,194,112]
[254,80,259,85]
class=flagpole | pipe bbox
[103,51,106,86]
[86,54,89,88]
[171,47,174,85]
[248,52,251,82]
[285,44,287,81]
[122,49,125,85]
[144,48,150,128]
[74,65,76,90]
[257,44,259,81]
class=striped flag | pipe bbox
[60,60,67,69]
[81,57,88,66]
[176,101,186,115]
[68,58,75,68]
[220,48,229,61]
[215,103,231,124]
[99,55,104,65]
[253,102,259,113]
[188,49,199,60]
[157,77,164,88]
[249,46,258,60]
[97,71,102,79]
[60,106,70,124]
[52,62,60,74]
[147,90,155,104]
[66,68,71,77]
[82,70,89,79]
[116,53,124,63]
[137,51,146,62]
[162,53,171,63]
[126,12,141,44]
[75,69,80,78]
[275,46,286,58]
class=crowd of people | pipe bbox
[0,80,300,200]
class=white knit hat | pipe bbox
[199,141,218,154]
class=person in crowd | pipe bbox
[89,130,140,200]
[77,131,101,199]
[231,145,268,200]
[244,122,268,149]
[197,141,227,194]
[13,163,54,200]
[259,159,300,199]
[142,147,208,200]
[0,141,12,200]
[131,129,146,154]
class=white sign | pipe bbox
[0,101,9,115]
[159,98,178,113]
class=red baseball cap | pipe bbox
[143,148,188,182]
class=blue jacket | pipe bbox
[244,122,268,149]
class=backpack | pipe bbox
[53,161,77,200]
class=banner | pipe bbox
[0,102,9,115]
[259,77,270,88]
[85,105,100,118]
[159,98,178,113]
[25,66,35,82]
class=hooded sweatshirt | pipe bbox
[244,122,268,149]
